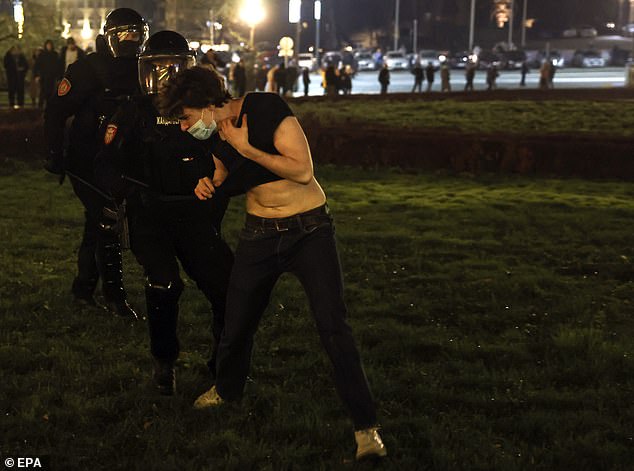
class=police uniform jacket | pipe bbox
[96,95,227,230]
[44,53,139,179]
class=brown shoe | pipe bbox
[355,427,387,461]
[193,385,223,409]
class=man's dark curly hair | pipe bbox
[159,66,232,118]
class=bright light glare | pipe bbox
[607,22,615,29]
[240,0,265,28]
[81,18,92,40]
[13,1,23,23]
[189,41,200,49]
[289,0,301,23]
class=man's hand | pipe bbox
[218,114,251,157]
[195,177,215,200]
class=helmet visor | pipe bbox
[105,24,149,57]
[138,54,196,95]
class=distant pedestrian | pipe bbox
[539,60,551,89]
[255,65,267,91]
[486,64,499,90]
[340,65,353,95]
[411,61,423,92]
[233,60,246,97]
[302,67,310,96]
[464,62,476,91]
[266,64,278,92]
[33,39,61,109]
[59,37,85,72]
[520,60,529,87]
[425,61,435,92]
[28,48,41,107]
[378,64,390,94]
[548,63,557,89]
[274,62,287,95]
[3,45,29,109]
[440,62,451,92]
[325,64,338,97]
[285,63,298,96]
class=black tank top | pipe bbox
[212,92,294,196]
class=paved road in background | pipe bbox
[295,66,628,96]
[0,67,628,108]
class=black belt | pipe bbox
[245,204,330,232]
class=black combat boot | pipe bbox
[96,221,138,320]
[71,276,98,306]
[146,282,182,395]
[152,358,176,396]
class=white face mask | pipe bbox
[187,109,217,140]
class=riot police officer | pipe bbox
[96,31,234,395]
[43,8,148,319]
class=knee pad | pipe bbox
[145,279,184,304]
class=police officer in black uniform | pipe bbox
[44,8,148,319]
[96,31,234,395]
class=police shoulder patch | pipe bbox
[104,124,118,145]
[57,78,72,96]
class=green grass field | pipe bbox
[1,160,633,470]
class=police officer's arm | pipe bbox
[217,114,313,185]
[195,156,227,200]
[43,62,96,174]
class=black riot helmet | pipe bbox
[138,31,196,95]
[103,8,149,58]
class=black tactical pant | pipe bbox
[131,201,234,375]
[70,177,125,302]
[215,205,377,430]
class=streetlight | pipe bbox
[394,0,400,51]
[314,1,321,68]
[240,0,266,49]
[13,0,24,39]
[469,0,475,51]
[289,0,301,57]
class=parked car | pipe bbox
[562,27,577,38]
[577,25,598,38]
[530,50,565,68]
[297,52,316,71]
[476,50,500,69]
[571,50,605,68]
[384,51,409,70]
[354,51,376,71]
[417,49,441,69]
[622,23,634,37]
[499,50,527,69]
[449,51,473,69]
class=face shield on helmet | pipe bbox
[103,8,149,58]
[138,53,196,95]
[138,30,197,95]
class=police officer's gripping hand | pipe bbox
[195,177,215,201]
[219,114,251,157]
[44,151,66,185]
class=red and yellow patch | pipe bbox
[57,78,71,96]
[104,124,118,145]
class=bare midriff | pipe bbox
[246,177,327,218]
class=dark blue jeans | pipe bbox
[215,204,377,429]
